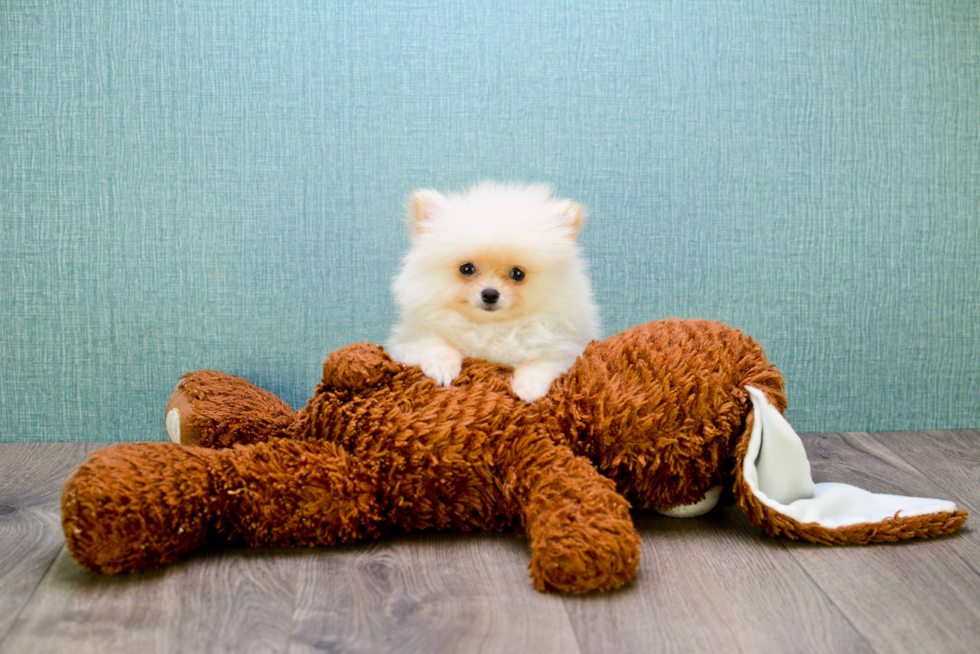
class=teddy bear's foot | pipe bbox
[524,460,641,593]
[61,442,222,573]
[655,485,723,518]
[164,371,296,448]
[528,502,641,593]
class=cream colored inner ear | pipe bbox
[409,189,445,233]
[562,202,587,238]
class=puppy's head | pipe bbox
[394,182,589,323]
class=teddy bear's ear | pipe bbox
[407,189,447,234]
[322,342,399,392]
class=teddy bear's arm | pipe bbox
[503,427,641,593]
[62,442,228,572]
[165,371,297,447]
[164,343,402,449]
[62,438,387,574]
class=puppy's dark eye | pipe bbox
[509,267,525,282]
[459,263,476,276]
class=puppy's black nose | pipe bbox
[481,288,500,305]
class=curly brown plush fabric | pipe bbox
[60,319,965,593]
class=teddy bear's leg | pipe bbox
[510,431,641,593]
[62,439,386,574]
[165,371,296,447]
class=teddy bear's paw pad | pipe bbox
[164,385,202,446]
[166,408,181,444]
[655,485,722,518]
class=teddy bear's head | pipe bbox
[552,320,784,510]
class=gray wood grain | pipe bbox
[0,442,301,654]
[780,430,980,654]
[561,508,874,654]
[1,545,301,654]
[286,532,581,654]
[0,443,105,643]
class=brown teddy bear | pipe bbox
[60,319,966,593]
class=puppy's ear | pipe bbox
[558,201,588,239]
[407,189,446,233]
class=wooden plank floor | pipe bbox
[0,432,977,654]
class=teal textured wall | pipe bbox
[1,1,978,441]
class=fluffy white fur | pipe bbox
[388,182,600,401]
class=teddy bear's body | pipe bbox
[60,320,965,593]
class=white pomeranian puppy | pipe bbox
[388,181,600,401]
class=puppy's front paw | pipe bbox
[511,365,560,402]
[420,354,463,387]
[389,339,463,387]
